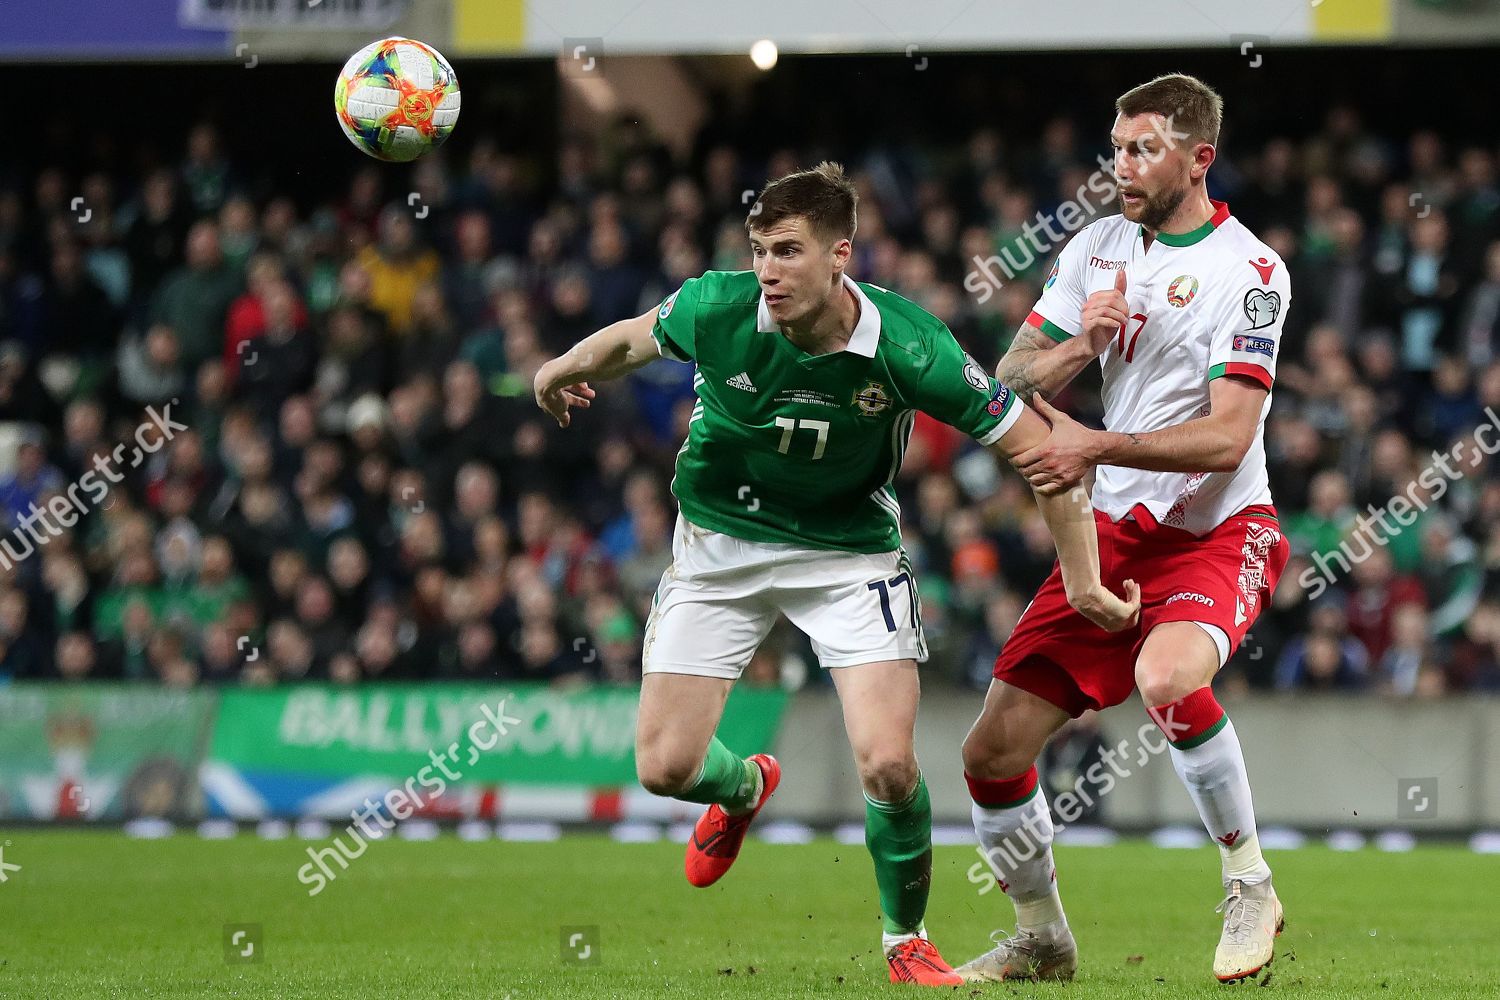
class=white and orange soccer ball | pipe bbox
[334,37,461,162]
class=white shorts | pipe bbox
[642,515,928,680]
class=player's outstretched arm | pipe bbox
[533,308,661,427]
[990,405,1140,632]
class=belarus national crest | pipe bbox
[1167,274,1199,308]
[853,380,892,416]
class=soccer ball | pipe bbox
[334,37,460,162]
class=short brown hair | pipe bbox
[746,161,858,242]
[1116,73,1223,146]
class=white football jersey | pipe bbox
[1028,202,1290,535]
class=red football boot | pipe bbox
[887,937,965,986]
[683,753,780,888]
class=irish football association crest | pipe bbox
[853,381,892,415]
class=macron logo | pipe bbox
[727,372,758,392]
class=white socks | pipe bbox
[1168,716,1271,886]
[882,926,925,955]
[972,789,1069,936]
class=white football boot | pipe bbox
[955,927,1078,982]
[1213,878,1284,982]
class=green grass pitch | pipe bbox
[1,830,1495,997]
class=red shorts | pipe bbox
[993,504,1290,717]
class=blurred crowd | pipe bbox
[2,102,1500,695]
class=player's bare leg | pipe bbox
[955,680,1077,982]
[636,673,780,888]
[831,659,961,987]
[1136,622,1282,982]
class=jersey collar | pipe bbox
[1146,199,1231,248]
[756,274,881,358]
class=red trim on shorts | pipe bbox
[1123,502,1280,538]
[1148,687,1225,746]
[965,766,1039,808]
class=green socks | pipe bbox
[674,745,932,936]
[677,737,760,811]
[865,774,933,935]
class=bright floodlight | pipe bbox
[750,39,778,71]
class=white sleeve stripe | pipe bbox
[976,397,1025,446]
[652,328,689,362]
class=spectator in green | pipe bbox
[1286,470,1357,560]
[150,220,240,371]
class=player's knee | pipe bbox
[961,730,1037,782]
[960,730,994,776]
[1135,660,1200,707]
[1136,625,1220,706]
[858,754,918,804]
[636,753,698,797]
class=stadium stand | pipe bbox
[2,61,1499,697]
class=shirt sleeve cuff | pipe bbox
[976,392,1025,446]
[651,326,690,362]
[1027,310,1077,344]
[1208,362,1273,390]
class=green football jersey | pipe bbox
[650,270,1020,553]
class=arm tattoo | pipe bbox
[1125,432,1143,446]
[995,325,1060,405]
[999,359,1044,405]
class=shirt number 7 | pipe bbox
[1116,313,1149,363]
[867,573,915,633]
[774,417,829,459]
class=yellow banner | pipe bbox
[1312,0,1392,41]
[451,0,525,54]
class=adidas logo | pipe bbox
[726,372,758,392]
